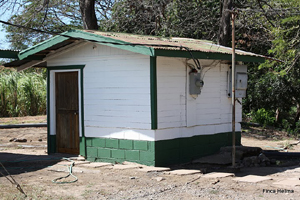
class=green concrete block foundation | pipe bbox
[125,150,140,161]
[48,132,241,166]
[120,140,133,150]
[83,132,241,167]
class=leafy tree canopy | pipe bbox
[1,0,300,133]
[1,0,114,49]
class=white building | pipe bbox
[3,30,267,166]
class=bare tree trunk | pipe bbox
[276,108,280,123]
[79,0,98,30]
[218,0,232,46]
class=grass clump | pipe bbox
[0,68,46,117]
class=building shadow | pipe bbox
[0,152,73,176]
[169,149,300,177]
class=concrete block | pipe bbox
[111,164,141,170]
[140,151,155,161]
[106,138,119,148]
[86,138,92,147]
[202,172,235,178]
[73,161,90,166]
[125,151,140,161]
[134,141,148,150]
[112,149,125,159]
[139,166,170,172]
[87,147,98,158]
[167,169,201,176]
[273,178,300,187]
[93,138,105,147]
[233,175,272,183]
[120,140,133,150]
[82,162,113,168]
[98,148,111,158]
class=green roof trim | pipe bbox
[154,49,265,63]
[17,29,155,61]
[18,35,70,60]
[11,29,267,64]
[0,50,19,59]
[64,30,155,56]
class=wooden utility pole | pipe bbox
[230,9,237,168]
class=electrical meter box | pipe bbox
[227,65,248,98]
[189,72,204,95]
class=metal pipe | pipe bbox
[231,11,236,167]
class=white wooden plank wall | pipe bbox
[48,43,153,140]
[156,57,186,129]
[47,43,243,141]
[155,58,243,140]
[195,62,242,127]
[196,63,221,125]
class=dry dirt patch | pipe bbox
[0,127,47,150]
[242,126,300,152]
[0,120,300,199]
[0,115,47,125]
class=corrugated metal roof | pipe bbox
[81,30,260,57]
[3,29,274,69]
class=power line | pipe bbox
[0,20,61,35]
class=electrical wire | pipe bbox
[0,20,61,35]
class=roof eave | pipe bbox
[16,29,156,61]
[18,35,70,60]
[0,50,19,59]
[154,49,266,63]
[5,29,269,66]
[64,30,155,56]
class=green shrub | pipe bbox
[250,108,275,127]
[282,119,300,136]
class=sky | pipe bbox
[0,12,11,49]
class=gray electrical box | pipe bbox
[189,72,203,95]
[228,65,248,98]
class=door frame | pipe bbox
[47,65,86,157]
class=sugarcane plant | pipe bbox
[0,68,46,117]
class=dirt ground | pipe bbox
[0,116,47,125]
[1,117,300,199]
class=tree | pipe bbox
[243,0,300,131]
[80,0,98,29]
[1,0,114,49]
[2,0,300,132]
[108,0,221,40]
[4,0,82,49]
[218,0,232,46]
[109,0,278,51]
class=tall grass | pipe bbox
[0,69,46,117]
